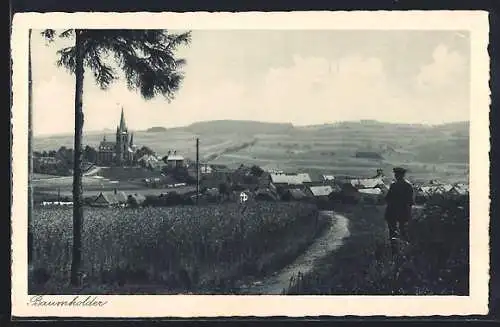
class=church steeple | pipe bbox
[119,107,127,131]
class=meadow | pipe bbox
[286,195,469,295]
[29,201,329,294]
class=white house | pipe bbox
[307,185,334,198]
[200,164,213,174]
[350,177,384,189]
[322,175,335,183]
[270,173,312,186]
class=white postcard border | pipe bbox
[11,11,491,317]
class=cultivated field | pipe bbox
[207,121,469,183]
[33,120,469,185]
[29,202,328,294]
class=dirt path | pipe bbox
[239,211,350,295]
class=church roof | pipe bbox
[99,141,116,151]
[119,107,127,131]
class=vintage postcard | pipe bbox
[11,11,490,317]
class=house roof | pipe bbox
[350,177,384,189]
[205,188,220,196]
[95,191,128,204]
[270,173,312,185]
[449,184,469,195]
[322,175,335,181]
[440,184,454,192]
[255,189,278,200]
[165,154,184,161]
[358,188,383,195]
[309,185,334,197]
[419,185,440,195]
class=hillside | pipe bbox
[145,126,168,133]
[185,120,295,135]
[33,120,469,182]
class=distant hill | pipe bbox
[185,120,295,135]
[34,120,469,174]
[145,126,168,133]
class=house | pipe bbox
[358,188,384,204]
[376,183,390,194]
[138,154,159,168]
[93,190,128,207]
[448,184,469,198]
[204,187,220,196]
[200,164,213,174]
[440,184,454,193]
[282,188,309,201]
[307,185,334,199]
[254,188,278,201]
[270,172,312,186]
[38,156,60,165]
[267,168,285,174]
[418,185,439,197]
[162,150,185,168]
[322,175,335,183]
[338,183,361,204]
[350,177,384,189]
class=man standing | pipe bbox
[385,167,414,253]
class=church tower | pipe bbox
[115,107,130,166]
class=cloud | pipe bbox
[32,35,470,136]
[255,54,397,124]
[415,44,466,91]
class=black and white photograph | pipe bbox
[11,11,490,317]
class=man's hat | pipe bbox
[393,167,407,174]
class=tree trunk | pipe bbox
[27,29,33,267]
[70,29,85,286]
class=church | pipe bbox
[97,108,137,166]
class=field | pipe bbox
[33,120,469,184]
[29,202,329,294]
[33,174,196,199]
[209,121,469,183]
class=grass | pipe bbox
[286,196,469,295]
[29,202,329,294]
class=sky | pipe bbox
[31,29,470,136]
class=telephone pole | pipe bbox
[196,138,200,204]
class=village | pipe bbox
[34,109,469,209]
[38,154,470,209]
